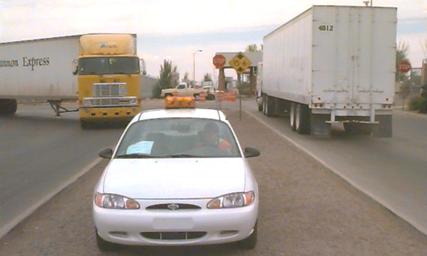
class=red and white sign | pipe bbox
[399,60,411,73]
[213,54,226,69]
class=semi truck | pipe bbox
[0,33,142,128]
[258,6,397,137]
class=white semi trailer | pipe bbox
[259,6,397,137]
[0,36,80,115]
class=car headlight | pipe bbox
[94,193,140,209]
[207,191,255,209]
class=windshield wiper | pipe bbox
[115,153,159,159]
[164,154,206,158]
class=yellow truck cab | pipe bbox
[76,34,141,128]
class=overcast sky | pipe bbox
[1,0,426,80]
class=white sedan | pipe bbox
[93,108,260,251]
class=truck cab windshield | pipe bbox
[78,57,140,75]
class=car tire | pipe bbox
[96,230,118,251]
[239,223,257,250]
[207,94,215,100]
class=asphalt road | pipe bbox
[243,99,427,235]
[0,103,123,236]
[0,105,426,255]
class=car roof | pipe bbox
[132,108,226,123]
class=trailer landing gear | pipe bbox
[47,100,78,117]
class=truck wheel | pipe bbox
[0,99,17,116]
[193,94,200,100]
[263,95,274,116]
[289,102,296,130]
[164,93,173,98]
[373,115,392,138]
[310,114,331,137]
[295,104,310,134]
[258,103,263,112]
[262,95,267,115]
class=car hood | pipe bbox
[102,158,247,199]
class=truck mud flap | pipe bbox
[372,115,392,138]
[310,114,331,137]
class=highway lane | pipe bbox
[243,99,427,234]
[0,103,123,235]
[1,106,426,255]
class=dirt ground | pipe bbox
[1,106,426,256]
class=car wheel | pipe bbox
[239,223,257,250]
[96,230,118,251]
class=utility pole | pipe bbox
[192,49,203,83]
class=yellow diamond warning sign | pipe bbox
[229,52,252,74]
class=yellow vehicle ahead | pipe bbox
[76,34,141,128]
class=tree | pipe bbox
[245,44,259,52]
[152,60,178,98]
[203,73,212,82]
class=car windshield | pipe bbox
[78,57,139,75]
[115,118,241,158]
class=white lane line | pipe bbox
[244,110,427,235]
[0,158,103,239]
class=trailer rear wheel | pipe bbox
[289,103,296,130]
[0,99,17,116]
[295,104,310,134]
[263,95,274,116]
[257,98,263,112]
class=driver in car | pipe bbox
[199,122,232,152]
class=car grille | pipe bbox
[146,203,201,210]
[141,232,206,240]
[93,83,127,97]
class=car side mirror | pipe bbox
[244,147,260,158]
[99,148,113,159]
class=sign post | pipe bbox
[213,54,226,69]
[229,52,252,120]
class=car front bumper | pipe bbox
[93,199,258,246]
